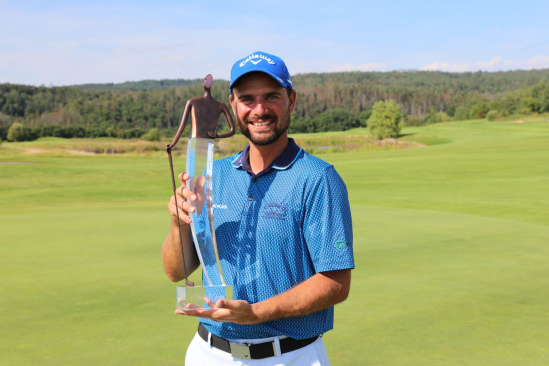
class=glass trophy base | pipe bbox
[176,285,233,310]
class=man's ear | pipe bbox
[288,89,297,113]
[229,93,236,113]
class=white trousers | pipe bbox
[185,332,331,366]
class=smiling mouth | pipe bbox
[250,121,273,126]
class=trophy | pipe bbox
[166,74,236,310]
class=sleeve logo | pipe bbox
[334,240,349,251]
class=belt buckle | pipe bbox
[229,342,252,360]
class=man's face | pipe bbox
[230,72,296,146]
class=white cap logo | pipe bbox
[239,54,276,67]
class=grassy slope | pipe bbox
[1,117,548,365]
[327,118,549,365]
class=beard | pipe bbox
[235,108,291,146]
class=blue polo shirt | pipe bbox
[200,138,354,340]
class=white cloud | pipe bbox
[505,55,549,69]
[474,57,503,69]
[421,61,472,72]
[421,56,549,72]
[333,62,387,72]
[528,55,549,67]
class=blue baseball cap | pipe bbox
[230,51,293,92]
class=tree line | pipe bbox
[1,69,549,141]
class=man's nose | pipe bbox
[252,98,267,115]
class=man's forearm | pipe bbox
[175,269,351,324]
[162,220,200,282]
[251,269,351,323]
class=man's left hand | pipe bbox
[175,270,351,325]
[175,298,260,324]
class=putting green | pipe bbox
[1,118,548,365]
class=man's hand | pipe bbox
[175,298,261,325]
[175,269,351,324]
[168,172,206,225]
[162,171,201,282]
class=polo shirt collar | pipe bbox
[232,138,302,174]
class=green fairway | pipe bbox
[1,118,548,365]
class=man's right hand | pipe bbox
[168,172,199,225]
[163,171,201,282]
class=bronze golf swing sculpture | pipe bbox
[166,74,236,310]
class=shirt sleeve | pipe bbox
[303,165,354,273]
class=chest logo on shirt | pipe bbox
[262,202,286,220]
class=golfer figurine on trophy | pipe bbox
[166,74,236,310]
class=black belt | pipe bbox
[197,323,319,360]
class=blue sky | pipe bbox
[1,0,548,86]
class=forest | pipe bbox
[1,68,549,141]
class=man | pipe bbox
[163,51,354,366]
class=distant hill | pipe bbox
[66,69,549,94]
[293,69,549,95]
[69,78,209,91]
[1,69,548,140]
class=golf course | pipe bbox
[1,117,548,365]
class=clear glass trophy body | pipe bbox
[166,74,236,311]
[176,138,232,310]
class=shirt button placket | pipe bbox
[248,176,258,201]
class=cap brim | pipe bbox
[230,70,290,91]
